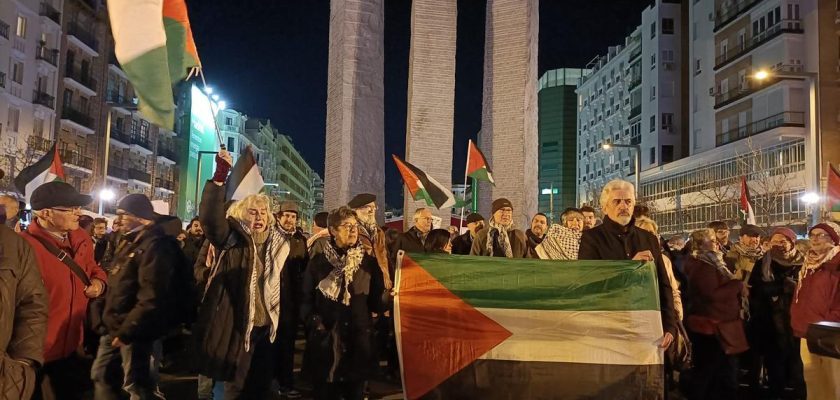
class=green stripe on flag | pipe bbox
[121,46,175,129]
[404,253,660,312]
[467,167,491,182]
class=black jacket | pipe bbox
[301,247,386,383]
[279,226,309,325]
[183,233,205,268]
[748,253,802,352]
[525,229,544,258]
[451,232,474,255]
[193,181,300,381]
[578,216,677,336]
[389,226,427,269]
[103,222,186,344]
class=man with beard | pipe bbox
[182,218,205,270]
[725,224,765,282]
[709,221,733,253]
[525,213,548,258]
[348,193,391,288]
[470,198,529,258]
[748,227,805,399]
[580,205,597,230]
[451,213,484,255]
[578,180,676,354]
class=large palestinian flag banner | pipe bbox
[395,253,665,400]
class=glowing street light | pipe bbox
[204,86,213,95]
[752,69,770,81]
[100,188,116,201]
[801,192,820,205]
[602,142,641,190]
[217,101,227,110]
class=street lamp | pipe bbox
[98,188,115,215]
[602,143,642,190]
[752,68,820,225]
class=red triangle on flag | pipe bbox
[397,255,512,400]
[50,144,66,180]
[828,163,840,212]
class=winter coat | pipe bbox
[683,256,744,329]
[747,252,801,350]
[301,247,386,383]
[725,244,764,282]
[183,233,205,268]
[280,227,309,325]
[0,226,47,400]
[392,227,426,255]
[790,251,840,338]
[193,181,300,381]
[102,222,186,344]
[450,231,474,255]
[577,216,677,336]
[21,220,107,363]
[525,229,544,258]
[470,227,530,258]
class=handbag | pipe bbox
[715,319,749,355]
[667,320,693,371]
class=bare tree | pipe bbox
[0,139,42,193]
[735,138,805,228]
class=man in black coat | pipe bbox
[182,217,205,268]
[100,194,187,399]
[390,208,433,259]
[451,213,484,255]
[578,180,677,348]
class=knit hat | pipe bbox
[465,213,484,224]
[491,198,513,215]
[769,227,797,247]
[117,193,156,220]
[810,221,840,245]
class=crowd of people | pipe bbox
[1,150,839,399]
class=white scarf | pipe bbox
[318,243,365,306]
[486,219,514,258]
[242,224,290,351]
[795,245,840,303]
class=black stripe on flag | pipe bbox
[400,158,454,209]
[14,142,58,194]
[225,145,261,201]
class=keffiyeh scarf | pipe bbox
[486,219,514,258]
[535,224,582,260]
[796,245,840,303]
[243,225,290,351]
[732,242,764,262]
[319,242,366,306]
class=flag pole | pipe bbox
[197,69,226,151]
[459,140,471,232]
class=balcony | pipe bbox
[130,135,152,150]
[628,42,642,62]
[128,168,152,183]
[0,20,8,40]
[629,105,642,119]
[64,64,97,94]
[61,105,94,130]
[155,177,175,191]
[39,3,61,25]
[27,135,53,153]
[66,21,98,54]
[714,0,761,32]
[106,90,126,104]
[109,125,131,146]
[715,111,805,147]
[32,90,55,109]
[628,76,642,91]
[59,149,94,171]
[714,20,803,70]
[36,45,59,67]
[157,145,179,162]
[107,165,128,180]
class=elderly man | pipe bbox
[0,193,21,231]
[21,182,107,399]
[392,208,433,257]
[451,213,484,255]
[525,213,548,258]
[470,198,529,258]
[349,193,391,288]
[580,205,598,230]
[578,179,677,350]
[725,224,765,282]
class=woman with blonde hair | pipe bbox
[635,216,683,320]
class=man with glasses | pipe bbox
[349,193,391,288]
[578,179,677,355]
[470,198,529,258]
[392,208,433,257]
[21,181,107,399]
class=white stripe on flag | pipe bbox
[230,166,264,200]
[477,308,664,366]
[107,0,167,62]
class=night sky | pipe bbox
[187,0,649,209]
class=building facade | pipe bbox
[538,68,587,221]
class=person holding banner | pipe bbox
[470,199,529,258]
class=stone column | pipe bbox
[479,0,539,229]
[323,0,385,217]
[403,0,457,230]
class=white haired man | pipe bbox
[578,179,677,351]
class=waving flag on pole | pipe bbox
[739,176,756,226]
[393,155,457,210]
[827,163,840,213]
[226,146,264,201]
[14,142,66,205]
[107,0,201,129]
[466,139,495,185]
[395,253,664,399]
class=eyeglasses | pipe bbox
[416,217,433,222]
[809,232,831,241]
[51,206,82,214]
[338,223,359,231]
[610,199,634,207]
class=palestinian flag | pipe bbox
[226,146,264,201]
[393,155,457,210]
[827,163,840,213]
[14,142,65,205]
[739,176,756,226]
[107,0,201,129]
[466,139,494,185]
[395,253,664,400]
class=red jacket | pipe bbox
[21,220,107,363]
[791,251,840,338]
[683,256,743,334]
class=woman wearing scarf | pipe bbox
[535,208,584,260]
[683,228,747,400]
[470,198,529,258]
[790,222,840,399]
[301,206,386,400]
[747,227,805,399]
[193,150,295,399]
